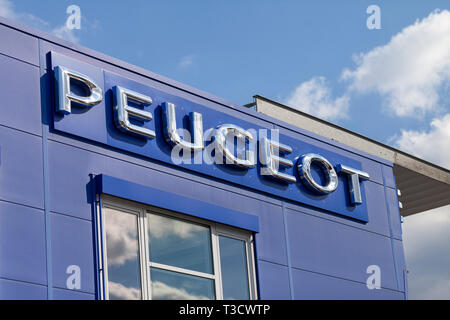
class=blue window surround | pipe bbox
[94,174,259,233]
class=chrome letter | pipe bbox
[260,138,296,183]
[215,124,255,168]
[336,164,370,204]
[113,86,155,138]
[54,65,102,115]
[162,102,204,150]
[298,153,338,194]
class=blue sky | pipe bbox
[4,0,449,150]
[1,0,449,299]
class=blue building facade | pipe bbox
[0,18,407,300]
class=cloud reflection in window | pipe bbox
[104,207,142,300]
[148,213,205,240]
[105,208,139,266]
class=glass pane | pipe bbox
[104,207,142,300]
[147,213,213,274]
[219,236,250,300]
[150,268,215,300]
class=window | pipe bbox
[99,196,257,300]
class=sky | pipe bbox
[1,0,449,299]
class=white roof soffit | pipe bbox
[252,95,450,217]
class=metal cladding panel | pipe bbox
[253,204,287,266]
[393,239,407,293]
[0,279,46,300]
[291,268,404,300]
[0,201,47,286]
[48,140,105,220]
[385,187,403,240]
[0,23,39,66]
[286,209,398,291]
[0,54,42,136]
[286,180,391,238]
[53,288,95,300]
[257,261,291,299]
[50,212,96,294]
[383,165,397,189]
[0,126,44,209]
[364,182,391,236]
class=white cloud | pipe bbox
[0,0,15,19]
[411,276,450,300]
[0,0,48,28]
[179,54,196,69]
[393,114,450,169]
[284,76,350,121]
[0,0,79,43]
[51,24,79,43]
[402,206,450,299]
[342,9,450,117]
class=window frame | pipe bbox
[98,195,258,300]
